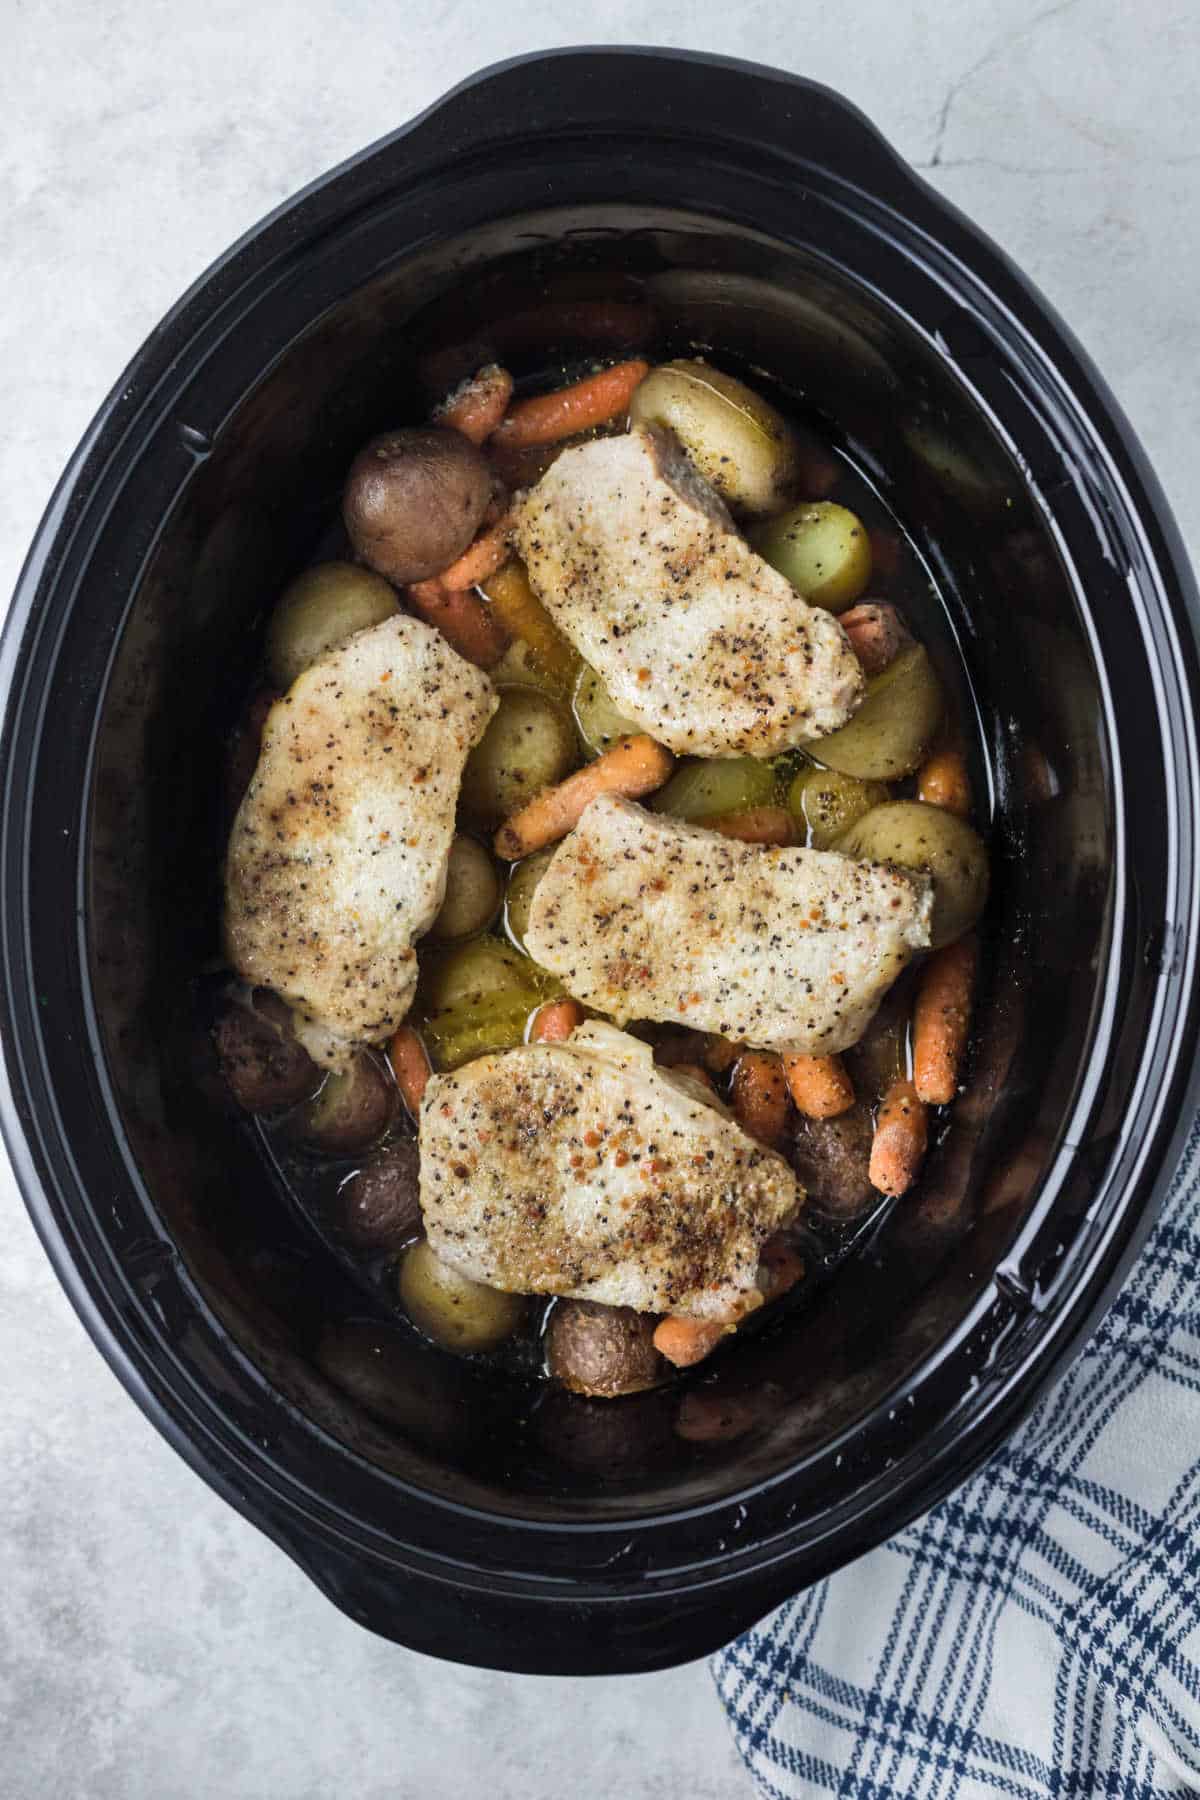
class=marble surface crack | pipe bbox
[928,0,1088,166]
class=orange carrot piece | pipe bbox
[388,1026,431,1118]
[757,1238,805,1304]
[709,806,795,846]
[869,1079,929,1196]
[494,734,674,860]
[917,747,971,817]
[731,1052,791,1148]
[482,560,578,686]
[913,935,977,1104]
[425,517,513,596]
[653,1316,730,1369]
[530,998,585,1043]
[433,364,514,444]
[491,360,651,450]
[840,603,913,676]
[406,581,509,669]
[782,1053,855,1119]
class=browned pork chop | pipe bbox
[224,614,496,1067]
[512,425,864,755]
[419,1022,800,1322]
[525,796,932,1055]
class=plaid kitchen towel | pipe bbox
[714,1112,1200,1798]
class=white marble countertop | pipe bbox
[2,2,1195,1794]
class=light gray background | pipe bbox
[2,2,1195,1795]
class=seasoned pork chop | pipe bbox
[512,425,864,755]
[525,796,932,1055]
[225,614,496,1067]
[419,1022,800,1321]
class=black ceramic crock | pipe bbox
[3,49,1198,1675]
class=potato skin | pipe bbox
[808,643,943,781]
[266,561,397,689]
[545,1300,666,1397]
[213,989,321,1112]
[399,1240,525,1354]
[788,765,888,850]
[503,848,555,953]
[572,662,638,757]
[753,502,872,611]
[630,360,798,516]
[791,1105,876,1218]
[461,688,577,829]
[429,835,501,942]
[343,427,492,584]
[337,1139,421,1249]
[834,799,989,949]
[299,1051,399,1154]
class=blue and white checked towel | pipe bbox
[715,1115,1200,1798]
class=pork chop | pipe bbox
[511,425,864,755]
[224,613,496,1067]
[419,1021,800,1321]
[525,796,932,1055]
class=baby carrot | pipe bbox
[388,1026,432,1118]
[913,935,977,1104]
[529,998,585,1043]
[406,581,510,669]
[731,1051,791,1148]
[482,560,578,686]
[424,516,513,596]
[782,1053,855,1119]
[491,360,651,450]
[917,746,971,817]
[709,806,795,846]
[869,1078,929,1197]
[840,602,913,676]
[652,1316,730,1369]
[494,734,674,860]
[433,364,514,444]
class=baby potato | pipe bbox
[213,989,322,1113]
[545,1300,666,1398]
[343,426,492,584]
[807,643,943,781]
[504,848,556,953]
[399,1240,525,1355]
[629,359,798,516]
[461,688,577,829]
[573,662,639,757]
[790,1105,876,1219]
[429,835,501,942]
[337,1139,421,1250]
[834,800,989,948]
[651,756,775,824]
[299,1050,399,1154]
[788,765,889,850]
[752,502,872,611]
[415,937,559,1069]
[265,561,398,689]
